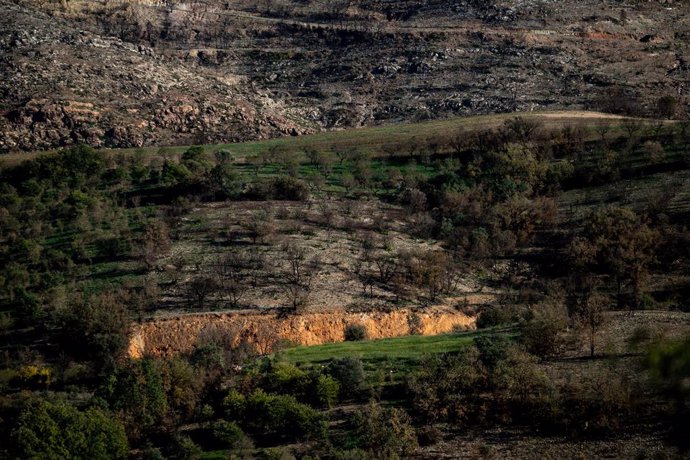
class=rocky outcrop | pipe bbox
[128,307,475,358]
[0,0,313,151]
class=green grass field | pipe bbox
[275,328,513,378]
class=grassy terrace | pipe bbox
[275,328,514,378]
[0,110,636,167]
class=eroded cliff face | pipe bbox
[128,307,475,358]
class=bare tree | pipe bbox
[281,242,320,311]
[577,293,609,358]
[187,275,220,310]
[215,251,251,308]
[405,250,459,302]
[595,122,612,146]
[352,256,376,298]
[374,253,399,284]
[252,320,282,356]
[244,209,275,244]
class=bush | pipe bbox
[212,420,245,448]
[326,358,369,400]
[344,323,368,341]
[171,435,202,460]
[476,305,520,329]
[520,305,567,358]
[314,374,340,408]
[475,335,512,370]
[350,402,418,457]
[406,348,484,423]
[224,390,326,441]
[492,347,558,424]
[554,367,636,437]
[261,361,310,397]
[247,176,310,201]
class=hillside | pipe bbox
[1,0,689,151]
[2,112,690,457]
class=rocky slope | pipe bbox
[0,0,313,151]
[127,307,475,358]
[1,0,689,151]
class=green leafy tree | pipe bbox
[54,290,131,371]
[11,398,127,460]
[101,358,168,439]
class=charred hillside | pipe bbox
[1,0,689,151]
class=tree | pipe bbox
[273,147,300,176]
[503,117,542,152]
[243,210,275,244]
[280,243,320,310]
[314,151,335,178]
[11,398,128,460]
[224,390,326,441]
[352,252,375,298]
[643,140,665,164]
[326,357,368,400]
[187,275,220,310]
[305,148,320,166]
[576,293,609,358]
[139,218,171,269]
[405,250,459,302]
[208,162,242,199]
[579,207,659,309]
[520,301,568,358]
[373,252,400,284]
[101,358,168,439]
[55,289,131,371]
[215,251,251,308]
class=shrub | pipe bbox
[492,347,558,424]
[350,402,418,457]
[171,435,202,460]
[314,374,340,408]
[475,335,512,370]
[554,367,637,437]
[212,420,245,448]
[476,305,520,328]
[406,348,484,423]
[224,390,326,441]
[344,323,368,341]
[100,359,168,439]
[262,361,310,397]
[520,305,567,358]
[14,364,52,390]
[326,358,368,400]
[247,176,310,201]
